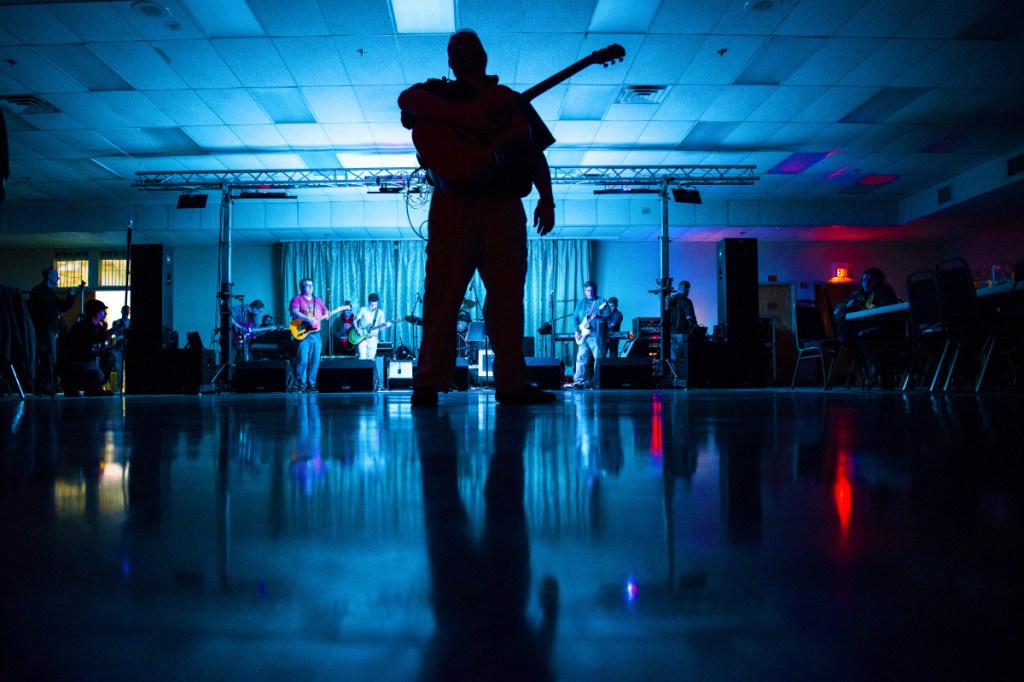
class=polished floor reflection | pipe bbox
[2,389,1022,680]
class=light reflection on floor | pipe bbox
[2,389,1022,680]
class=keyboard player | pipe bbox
[604,297,624,357]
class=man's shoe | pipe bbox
[307,386,318,393]
[495,384,556,405]
[411,387,438,407]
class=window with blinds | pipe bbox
[99,250,128,287]
[54,251,89,287]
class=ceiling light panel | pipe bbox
[45,3,142,43]
[180,0,264,37]
[301,87,365,124]
[249,88,316,124]
[588,0,661,33]
[247,0,329,36]
[35,45,133,91]
[0,5,78,44]
[561,85,618,120]
[390,0,455,34]
[734,37,824,85]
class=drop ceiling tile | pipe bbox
[212,38,296,88]
[353,85,405,123]
[335,36,404,86]
[677,35,768,86]
[301,86,365,124]
[143,90,224,126]
[0,6,79,44]
[786,38,883,87]
[839,39,942,87]
[157,40,243,89]
[231,125,288,148]
[836,0,936,38]
[89,42,189,90]
[1,46,87,93]
[275,37,350,87]
[195,89,272,125]
[248,0,329,36]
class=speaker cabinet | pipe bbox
[318,359,375,392]
[522,336,535,357]
[525,357,562,390]
[233,360,293,393]
[388,360,414,389]
[131,244,174,348]
[124,348,212,394]
[717,238,759,343]
[595,357,654,389]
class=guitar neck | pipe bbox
[521,60,596,103]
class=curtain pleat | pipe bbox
[282,238,591,357]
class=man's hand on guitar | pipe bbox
[453,101,493,135]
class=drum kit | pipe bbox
[401,298,479,360]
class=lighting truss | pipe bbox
[132,165,759,192]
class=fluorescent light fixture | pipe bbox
[390,0,455,34]
[589,0,660,33]
[335,151,419,168]
[180,0,263,38]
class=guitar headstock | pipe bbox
[589,44,626,68]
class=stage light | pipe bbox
[671,187,702,204]
[236,191,295,200]
[176,193,208,209]
[593,187,660,195]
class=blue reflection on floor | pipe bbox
[1,389,1022,680]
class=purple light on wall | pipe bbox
[767,150,835,174]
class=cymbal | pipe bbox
[403,315,423,326]
[461,298,476,309]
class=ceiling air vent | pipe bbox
[937,185,953,205]
[0,94,62,115]
[618,85,669,105]
[1007,153,1024,178]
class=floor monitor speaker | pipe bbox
[233,360,293,393]
[318,359,375,392]
[525,357,562,390]
[595,357,655,389]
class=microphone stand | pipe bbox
[120,219,132,394]
[325,286,332,357]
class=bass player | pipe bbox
[571,281,610,389]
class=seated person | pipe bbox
[58,299,116,396]
[833,267,899,343]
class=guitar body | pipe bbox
[290,319,318,342]
[232,321,256,349]
[413,86,531,187]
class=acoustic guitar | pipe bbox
[290,305,350,341]
[413,44,625,187]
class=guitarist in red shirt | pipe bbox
[399,29,557,407]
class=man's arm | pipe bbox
[398,88,492,133]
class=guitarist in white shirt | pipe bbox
[398,29,557,407]
[353,293,391,360]
[571,281,611,389]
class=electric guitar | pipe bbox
[290,305,350,341]
[348,320,397,347]
[412,44,625,188]
[575,302,608,345]
[232,322,285,349]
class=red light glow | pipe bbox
[650,394,663,458]
[834,452,852,532]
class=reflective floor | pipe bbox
[2,388,1022,681]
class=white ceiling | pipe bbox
[1,0,1023,246]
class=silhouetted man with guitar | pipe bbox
[289,278,347,393]
[571,281,610,389]
[398,29,565,407]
